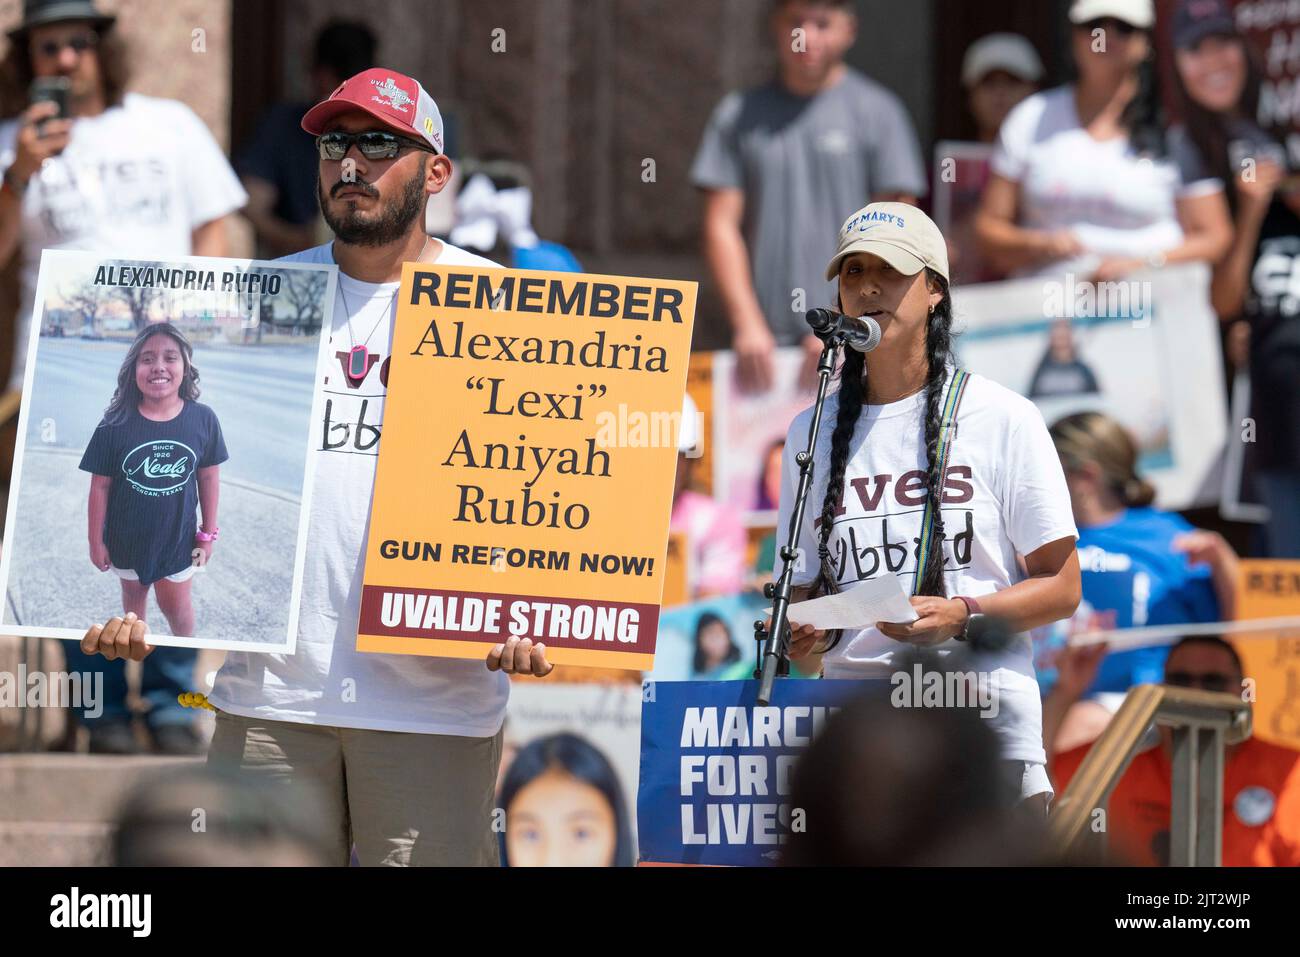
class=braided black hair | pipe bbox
[813,346,865,601]
[813,271,958,605]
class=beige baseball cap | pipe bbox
[825,202,950,283]
[962,33,1044,87]
[1068,0,1154,28]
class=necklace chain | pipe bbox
[869,382,927,404]
[335,236,431,352]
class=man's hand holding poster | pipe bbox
[358,265,696,670]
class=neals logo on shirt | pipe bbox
[121,440,195,495]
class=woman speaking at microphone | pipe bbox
[777,203,1082,814]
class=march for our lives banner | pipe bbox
[637,679,885,866]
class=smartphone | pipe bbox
[29,76,70,126]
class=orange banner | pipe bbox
[357,264,696,669]
[1236,561,1300,747]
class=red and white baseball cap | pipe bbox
[301,67,444,154]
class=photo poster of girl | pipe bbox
[949,264,1225,512]
[497,731,637,868]
[0,250,337,652]
[645,592,820,681]
[81,322,226,649]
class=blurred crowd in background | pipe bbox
[0,0,1297,867]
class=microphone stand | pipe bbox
[754,328,849,706]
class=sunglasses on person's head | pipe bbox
[1165,671,1234,693]
[316,130,435,161]
[34,32,98,58]
[1081,17,1140,36]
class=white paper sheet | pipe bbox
[779,575,918,630]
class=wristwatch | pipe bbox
[953,595,983,643]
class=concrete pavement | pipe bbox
[6,446,304,645]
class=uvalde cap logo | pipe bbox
[371,76,414,114]
[302,67,444,153]
[122,440,195,496]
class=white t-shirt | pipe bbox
[0,94,248,386]
[776,370,1078,764]
[992,86,1221,278]
[207,239,511,736]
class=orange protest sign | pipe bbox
[1235,560,1300,747]
[661,531,690,610]
[356,264,696,670]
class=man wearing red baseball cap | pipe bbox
[301,67,446,153]
[81,67,554,866]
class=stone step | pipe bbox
[0,753,202,824]
[0,821,113,866]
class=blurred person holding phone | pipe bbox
[0,0,245,753]
[1167,0,1300,558]
[0,0,247,390]
[974,0,1231,283]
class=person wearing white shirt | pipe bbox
[0,0,248,391]
[78,67,554,866]
[973,0,1231,283]
[779,202,1082,817]
[0,0,247,757]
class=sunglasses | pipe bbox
[1165,672,1234,693]
[316,130,435,161]
[34,33,98,58]
[1081,17,1140,36]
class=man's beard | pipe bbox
[318,165,426,247]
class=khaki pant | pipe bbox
[208,709,503,866]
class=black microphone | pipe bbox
[805,307,840,336]
[805,309,882,353]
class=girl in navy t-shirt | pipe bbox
[79,323,228,639]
